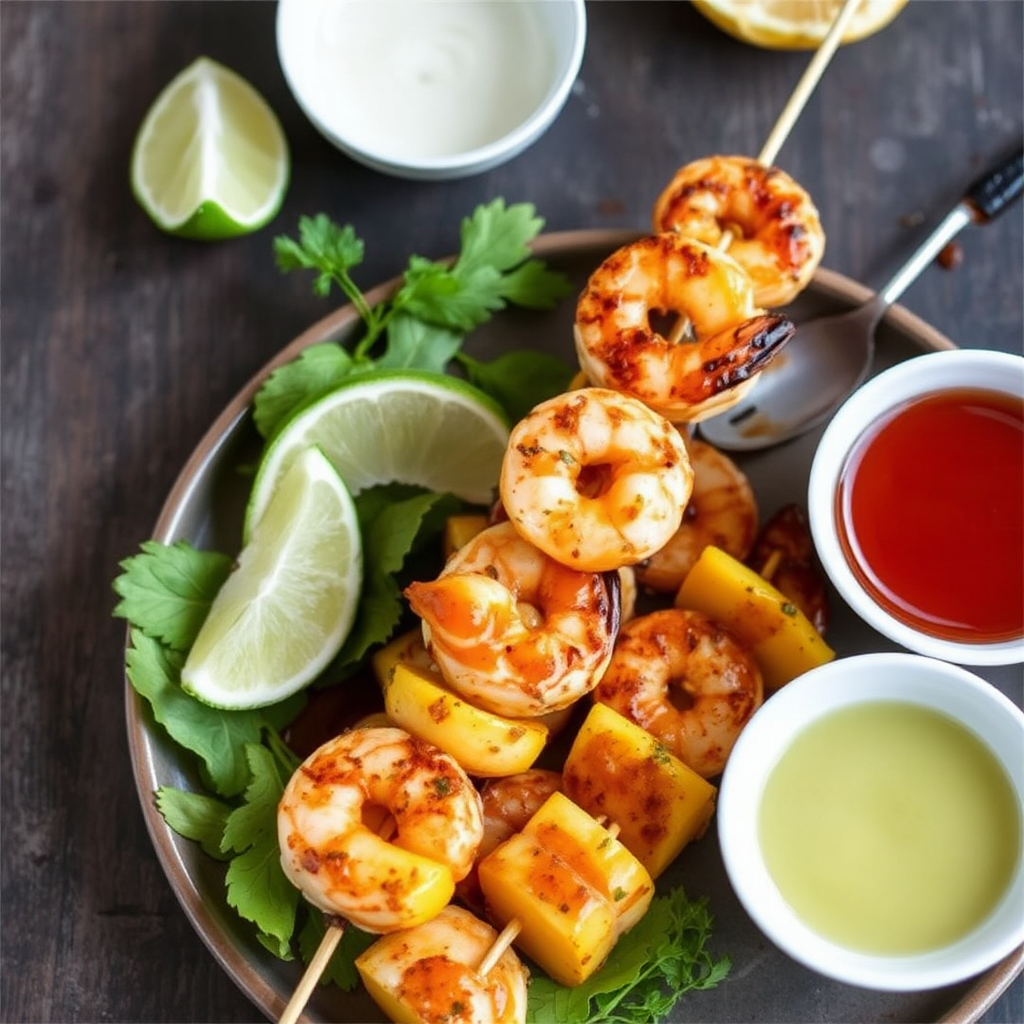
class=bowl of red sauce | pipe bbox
[808,349,1024,665]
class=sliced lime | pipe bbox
[130,56,289,239]
[244,370,511,540]
[182,446,361,709]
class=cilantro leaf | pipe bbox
[334,488,457,669]
[222,743,300,958]
[375,311,463,373]
[455,198,543,274]
[113,540,232,651]
[526,887,730,1024]
[155,787,232,860]
[497,258,575,309]
[458,349,575,423]
[253,343,357,439]
[126,628,264,797]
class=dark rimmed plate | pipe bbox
[125,229,1024,1023]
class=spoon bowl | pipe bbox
[700,146,1022,452]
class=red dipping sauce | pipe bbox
[837,387,1024,644]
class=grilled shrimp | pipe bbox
[499,387,694,571]
[594,608,764,778]
[574,234,795,422]
[355,905,530,1024]
[405,521,620,718]
[635,435,758,593]
[653,154,825,307]
[277,727,483,933]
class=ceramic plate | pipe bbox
[125,229,1024,1023]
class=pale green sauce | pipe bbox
[759,701,1021,955]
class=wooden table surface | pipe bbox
[2,2,1022,1022]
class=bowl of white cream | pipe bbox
[717,652,1024,991]
[276,0,587,180]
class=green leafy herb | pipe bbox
[526,887,730,1024]
[155,787,232,860]
[263,199,573,435]
[113,540,233,650]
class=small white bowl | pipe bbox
[718,653,1024,991]
[808,348,1024,666]
[276,0,586,180]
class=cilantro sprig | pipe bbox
[527,887,731,1023]
[257,198,575,437]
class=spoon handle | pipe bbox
[877,145,1024,309]
[965,145,1024,222]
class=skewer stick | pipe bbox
[666,0,862,345]
[278,815,398,1024]
[477,918,524,977]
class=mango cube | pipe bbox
[444,513,490,557]
[563,702,717,879]
[371,627,437,689]
[477,792,653,987]
[383,661,548,777]
[675,544,834,691]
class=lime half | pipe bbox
[245,370,511,541]
[182,446,362,709]
[130,56,289,239]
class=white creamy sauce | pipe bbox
[297,0,556,159]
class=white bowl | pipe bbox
[808,348,1024,665]
[718,653,1024,991]
[276,0,586,180]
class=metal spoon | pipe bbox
[700,145,1024,452]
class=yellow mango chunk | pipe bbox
[675,545,834,691]
[477,793,653,987]
[523,791,654,936]
[356,905,529,1024]
[478,831,617,988]
[370,627,436,689]
[562,702,717,879]
[383,661,548,777]
[444,513,490,557]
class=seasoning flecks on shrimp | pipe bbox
[404,521,620,718]
[355,905,530,1024]
[499,387,694,571]
[653,154,825,307]
[573,234,795,422]
[277,726,484,933]
[635,435,758,594]
[594,608,764,778]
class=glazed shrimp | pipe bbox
[404,521,620,718]
[277,727,484,933]
[594,608,763,778]
[653,155,825,307]
[355,905,530,1024]
[573,235,796,422]
[635,436,758,594]
[499,387,694,572]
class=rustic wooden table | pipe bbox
[2,2,1022,1022]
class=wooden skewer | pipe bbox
[666,0,863,345]
[278,815,399,1024]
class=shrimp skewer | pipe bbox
[653,155,825,308]
[574,235,796,423]
[500,387,694,570]
[594,607,764,778]
[405,520,620,717]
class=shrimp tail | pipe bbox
[703,313,795,393]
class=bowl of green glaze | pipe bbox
[717,652,1024,991]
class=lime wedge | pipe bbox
[182,446,362,709]
[130,56,289,239]
[245,370,511,541]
